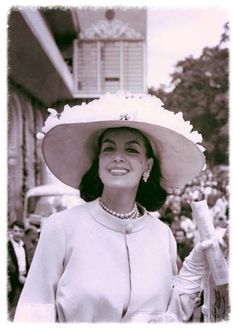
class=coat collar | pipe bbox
[87,198,150,234]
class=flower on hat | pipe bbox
[37,92,205,153]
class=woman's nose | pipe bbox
[113,151,125,162]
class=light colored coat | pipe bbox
[14,199,197,322]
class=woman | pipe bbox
[14,93,212,322]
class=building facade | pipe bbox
[73,8,147,97]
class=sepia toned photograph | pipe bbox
[6,2,230,324]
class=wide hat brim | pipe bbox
[42,120,205,191]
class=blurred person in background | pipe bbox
[174,228,193,271]
[7,221,29,320]
[179,204,196,242]
[23,226,39,267]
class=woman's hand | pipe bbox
[191,240,213,260]
[186,240,213,267]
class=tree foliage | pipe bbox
[149,23,229,166]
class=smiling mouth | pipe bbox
[109,169,129,176]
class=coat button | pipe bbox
[125,224,133,233]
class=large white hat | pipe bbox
[38,92,205,191]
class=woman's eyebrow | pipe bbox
[126,140,141,146]
[102,138,141,146]
[102,138,115,145]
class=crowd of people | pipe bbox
[158,165,229,322]
[159,165,229,264]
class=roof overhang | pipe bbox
[8,8,75,106]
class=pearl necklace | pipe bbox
[99,198,139,219]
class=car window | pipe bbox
[26,194,84,228]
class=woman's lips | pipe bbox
[109,168,129,176]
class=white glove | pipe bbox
[173,240,213,294]
[187,240,214,265]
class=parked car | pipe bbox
[23,182,85,230]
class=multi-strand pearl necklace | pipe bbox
[99,198,139,220]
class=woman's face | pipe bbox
[98,128,153,190]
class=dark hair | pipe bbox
[10,221,25,230]
[180,203,192,218]
[25,226,37,236]
[79,127,168,211]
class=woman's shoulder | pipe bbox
[53,201,88,217]
[42,201,91,230]
[146,211,171,231]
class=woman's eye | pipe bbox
[102,146,114,152]
[127,148,139,153]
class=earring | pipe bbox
[143,170,150,183]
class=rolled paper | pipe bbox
[191,200,229,286]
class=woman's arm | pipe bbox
[168,199,229,321]
[167,240,212,321]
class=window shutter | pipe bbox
[123,41,144,93]
[75,41,98,93]
[101,41,120,92]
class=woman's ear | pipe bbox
[146,157,154,172]
[142,158,153,183]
